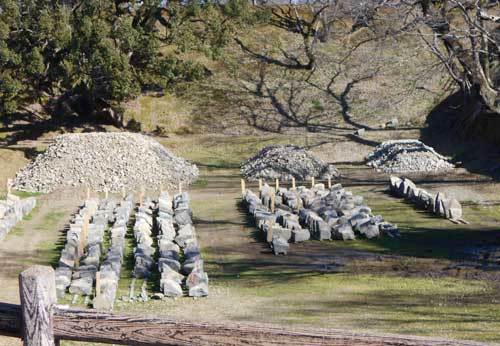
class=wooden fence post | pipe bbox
[240,179,245,196]
[275,178,279,191]
[292,177,296,190]
[311,177,315,188]
[328,176,332,189]
[19,266,57,346]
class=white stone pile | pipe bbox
[13,132,199,193]
[94,196,134,310]
[390,176,463,220]
[133,198,156,279]
[243,182,399,255]
[55,198,99,298]
[366,140,454,173]
[0,194,36,240]
[241,145,340,181]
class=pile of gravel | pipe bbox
[13,132,199,193]
[241,145,339,181]
[366,139,454,173]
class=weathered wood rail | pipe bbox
[0,266,492,346]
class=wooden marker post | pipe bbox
[178,182,182,194]
[311,176,315,188]
[270,189,275,213]
[292,177,296,190]
[95,271,101,299]
[241,179,246,196]
[18,266,57,346]
[258,178,262,191]
[328,176,332,189]
[104,188,108,200]
[6,178,12,194]
[275,178,279,191]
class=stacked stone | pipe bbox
[69,199,115,296]
[93,196,134,310]
[390,176,463,220]
[173,192,208,297]
[295,183,398,240]
[243,188,290,255]
[243,182,398,255]
[156,191,184,297]
[133,198,156,279]
[55,198,99,298]
[0,194,36,240]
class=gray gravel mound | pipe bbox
[13,132,198,193]
[241,145,339,181]
[366,139,454,173]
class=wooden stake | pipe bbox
[275,178,279,191]
[86,187,90,200]
[178,182,182,194]
[258,178,262,191]
[241,179,246,196]
[292,177,296,190]
[270,189,275,213]
[19,266,57,346]
[104,188,108,200]
[311,177,315,188]
[6,179,12,194]
[328,176,332,189]
[95,271,101,299]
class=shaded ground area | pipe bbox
[0,135,499,345]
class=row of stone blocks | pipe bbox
[94,197,134,309]
[244,182,399,255]
[0,194,36,240]
[55,197,134,302]
[157,192,208,298]
[244,189,310,256]
[390,176,463,220]
[282,183,398,240]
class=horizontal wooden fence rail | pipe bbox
[0,266,493,346]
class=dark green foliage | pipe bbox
[0,0,267,123]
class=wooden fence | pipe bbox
[0,265,491,346]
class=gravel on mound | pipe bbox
[241,145,339,181]
[13,132,199,193]
[366,139,454,173]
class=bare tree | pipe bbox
[414,0,499,116]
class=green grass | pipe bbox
[160,134,330,170]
